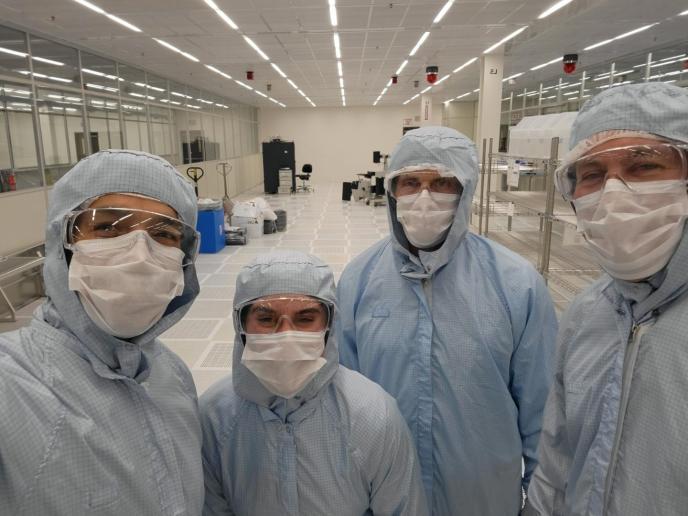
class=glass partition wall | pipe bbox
[0,23,259,194]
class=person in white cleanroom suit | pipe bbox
[527,82,688,516]
[336,126,559,515]
[200,251,427,516]
[0,150,204,515]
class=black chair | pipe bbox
[296,164,313,192]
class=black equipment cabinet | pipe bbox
[262,139,296,194]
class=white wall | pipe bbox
[0,188,48,255]
[259,104,420,184]
[442,101,478,140]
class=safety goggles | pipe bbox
[235,294,333,335]
[63,207,200,265]
[386,165,461,199]
[555,143,688,201]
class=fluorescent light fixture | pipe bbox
[204,0,239,30]
[333,33,341,59]
[105,14,141,32]
[153,38,199,62]
[269,97,279,104]
[403,99,411,105]
[243,36,269,60]
[160,99,169,103]
[255,90,268,98]
[409,32,430,56]
[73,0,105,14]
[205,64,232,80]
[180,51,199,62]
[149,85,164,92]
[473,88,479,92]
[337,61,343,77]
[197,98,214,104]
[169,101,181,105]
[444,99,452,104]
[278,102,286,108]
[342,98,346,106]
[235,80,253,90]
[297,89,306,97]
[456,92,470,99]
[130,92,145,97]
[585,23,657,51]
[502,72,524,82]
[386,78,392,87]
[381,87,388,95]
[32,56,64,66]
[186,104,201,109]
[584,38,613,51]
[538,0,573,19]
[270,63,287,78]
[483,26,527,54]
[47,76,72,83]
[421,85,432,93]
[340,87,345,96]
[396,60,408,75]
[563,90,578,96]
[614,23,657,40]
[0,46,26,58]
[433,0,454,23]
[435,74,450,84]
[330,5,338,26]
[287,79,298,90]
[452,57,477,73]
[530,56,561,71]
[339,77,344,88]
[593,69,634,81]
[680,9,688,15]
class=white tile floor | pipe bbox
[1,183,596,395]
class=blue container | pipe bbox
[196,208,226,253]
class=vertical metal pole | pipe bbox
[556,77,563,105]
[608,62,616,88]
[644,52,653,82]
[537,83,543,114]
[478,138,487,234]
[115,62,126,149]
[521,87,527,112]
[25,33,48,192]
[3,85,17,170]
[538,137,559,278]
[579,71,587,109]
[484,138,494,237]
[77,49,92,156]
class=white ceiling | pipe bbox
[0,0,686,108]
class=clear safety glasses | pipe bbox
[235,295,333,335]
[555,143,688,201]
[387,167,461,199]
[63,207,200,264]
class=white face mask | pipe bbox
[574,179,688,281]
[68,230,185,338]
[396,190,460,249]
[241,330,327,399]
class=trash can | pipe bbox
[342,182,352,201]
[196,208,225,253]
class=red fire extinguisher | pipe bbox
[8,171,16,191]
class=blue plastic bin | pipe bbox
[196,208,225,253]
